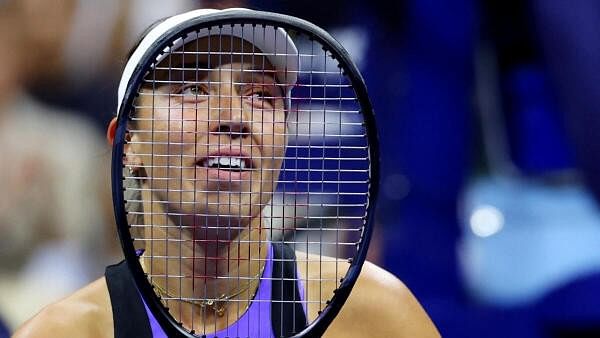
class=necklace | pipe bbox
[140,257,266,317]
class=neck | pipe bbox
[139,202,270,328]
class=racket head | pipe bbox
[111,8,379,337]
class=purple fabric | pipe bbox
[141,299,168,338]
[141,243,304,337]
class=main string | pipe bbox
[127,22,370,335]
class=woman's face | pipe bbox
[128,36,287,231]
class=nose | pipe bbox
[213,123,250,140]
[209,86,251,140]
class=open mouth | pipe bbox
[199,156,254,171]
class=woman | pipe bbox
[14,9,440,338]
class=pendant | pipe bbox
[214,302,226,317]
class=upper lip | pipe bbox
[196,147,255,169]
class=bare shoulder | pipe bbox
[294,252,440,337]
[325,261,441,338]
[12,277,113,338]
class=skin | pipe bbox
[13,36,440,338]
[13,262,439,338]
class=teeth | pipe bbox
[205,156,247,169]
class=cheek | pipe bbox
[263,123,287,180]
[274,109,288,156]
[259,105,286,148]
[139,107,210,150]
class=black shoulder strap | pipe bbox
[271,243,308,337]
[105,261,153,338]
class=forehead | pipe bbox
[153,35,276,78]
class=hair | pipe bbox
[122,16,293,239]
[122,17,171,236]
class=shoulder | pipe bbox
[325,261,441,338]
[12,277,114,338]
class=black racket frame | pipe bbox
[111,9,380,338]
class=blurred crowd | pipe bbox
[0,0,205,332]
[0,0,599,337]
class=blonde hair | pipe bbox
[123,168,146,247]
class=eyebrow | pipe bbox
[238,68,284,98]
[238,66,277,82]
[145,62,282,92]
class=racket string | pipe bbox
[124,21,370,336]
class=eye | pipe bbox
[175,84,208,96]
[250,91,269,100]
[244,87,276,106]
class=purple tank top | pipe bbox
[140,243,307,338]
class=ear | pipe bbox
[125,126,145,176]
[106,117,117,145]
[109,116,145,174]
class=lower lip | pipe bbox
[205,168,251,181]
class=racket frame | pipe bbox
[111,9,380,338]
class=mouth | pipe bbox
[195,149,255,182]
[199,156,254,171]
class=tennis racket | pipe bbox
[110,8,379,338]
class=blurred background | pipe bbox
[0,0,599,337]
